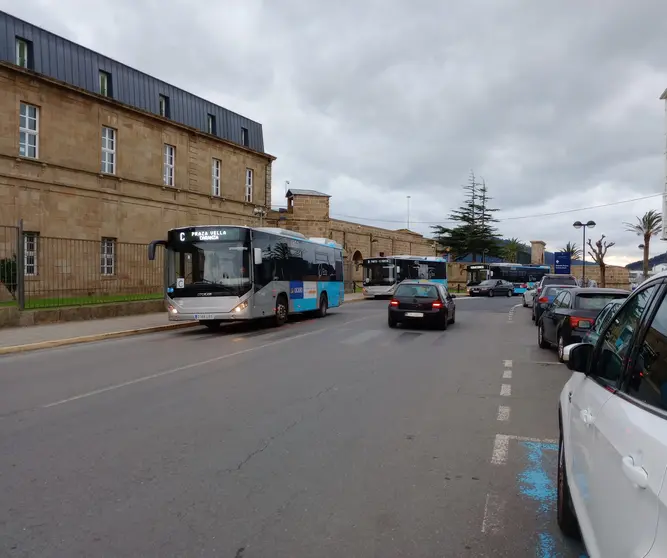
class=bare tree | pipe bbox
[587,235,615,287]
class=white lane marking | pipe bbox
[500,384,512,396]
[481,492,505,534]
[491,434,510,465]
[503,360,512,368]
[507,303,522,323]
[491,434,558,466]
[43,313,381,409]
[502,369,512,379]
[497,406,510,421]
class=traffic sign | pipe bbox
[554,252,571,274]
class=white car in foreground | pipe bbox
[558,272,667,557]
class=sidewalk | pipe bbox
[0,293,368,355]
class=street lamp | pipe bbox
[573,220,596,286]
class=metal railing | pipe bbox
[0,222,163,310]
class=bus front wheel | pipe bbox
[275,295,288,327]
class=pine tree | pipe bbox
[432,172,501,260]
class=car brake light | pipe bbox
[389,299,399,306]
[538,297,548,304]
[432,301,443,309]
[520,283,527,289]
[570,316,594,329]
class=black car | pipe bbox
[533,284,577,324]
[388,281,456,329]
[538,287,629,361]
[468,279,514,297]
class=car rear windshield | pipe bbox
[395,285,439,298]
[575,293,628,310]
[543,276,577,286]
[543,286,574,297]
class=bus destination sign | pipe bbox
[176,227,242,242]
[366,258,390,264]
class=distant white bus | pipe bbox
[361,255,448,298]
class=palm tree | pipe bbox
[559,241,582,260]
[624,209,662,279]
[501,238,524,262]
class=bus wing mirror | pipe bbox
[148,240,166,261]
[254,247,263,264]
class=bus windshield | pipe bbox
[364,260,395,286]
[171,239,251,296]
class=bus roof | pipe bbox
[167,225,343,249]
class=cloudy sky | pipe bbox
[5,0,667,266]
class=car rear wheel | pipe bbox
[449,309,455,324]
[522,296,527,307]
[557,431,581,539]
[437,313,448,330]
[388,315,397,328]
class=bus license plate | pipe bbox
[195,314,215,320]
[405,312,423,318]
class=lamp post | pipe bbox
[573,220,596,286]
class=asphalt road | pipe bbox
[0,297,588,557]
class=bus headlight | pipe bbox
[233,301,248,313]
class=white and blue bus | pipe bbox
[148,225,344,329]
[362,255,447,298]
[466,262,551,294]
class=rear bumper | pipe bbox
[388,307,447,322]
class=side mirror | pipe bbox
[254,247,263,264]
[565,343,593,373]
[148,240,166,261]
[449,294,456,299]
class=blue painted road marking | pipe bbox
[517,441,588,558]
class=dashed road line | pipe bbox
[500,384,512,396]
[497,405,510,421]
[502,369,512,379]
[503,359,512,368]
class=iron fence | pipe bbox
[0,224,164,310]
[0,225,19,306]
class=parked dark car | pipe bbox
[538,287,629,361]
[388,281,456,329]
[533,285,577,324]
[469,279,514,297]
[581,298,625,346]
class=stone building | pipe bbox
[0,11,435,302]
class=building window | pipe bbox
[245,168,253,202]
[159,94,170,118]
[24,232,38,276]
[99,71,112,97]
[101,238,116,276]
[212,158,221,196]
[19,102,39,159]
[207,114,216,135]
[163,144,175,186]
[101,126,116,174]
[241,127,249,147]
[16,37,33,69]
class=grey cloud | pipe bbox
[3,0,667,261]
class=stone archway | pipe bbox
[352,250,363,282]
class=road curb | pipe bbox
[0,321,198,356]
